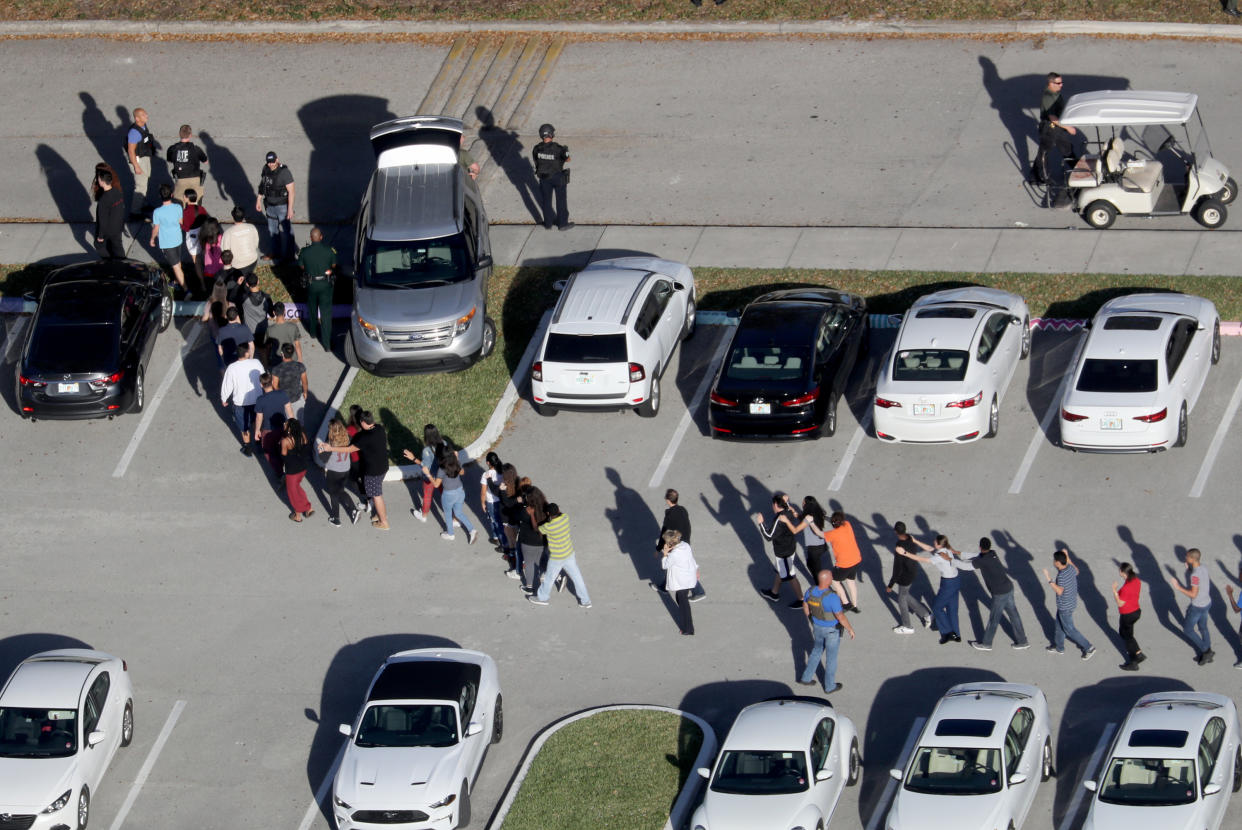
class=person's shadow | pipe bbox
[198,130,257,219]
[993,528,1054,645]
[475,106,542,223]
[80,92,123,169]
[1118,525,1183,639]
[602,466,684,628]
[35,144,93,254]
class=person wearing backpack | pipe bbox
[240,273,273,355]
[798,569,855,695]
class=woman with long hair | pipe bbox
[498,464,522,573]
[317,420,360,527]
[519,484,550,590]
[346,405,369,516]
[92,162,125,201]
[281,418,313,522]
[480,452,512,562]
[1113,563,1145,670]
[429,450,475,543]
[193,216,223,295]
[791,495,830,578]
[403,424,447,523]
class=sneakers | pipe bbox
[555,574,567,594]
[526,596,549,606]
[349,510,361,526]
[505,569,521,580]
[1120,661,1139,671]
[410,508,427,523]
[1197,650,1215,665]
[1082,647,1097,662]
[240,444,253,457]
[650,582,667,593]
[453,518,463,529]
[1012,642,1031,650]
[920,616,930,629]
[439,531,455,541]
[688,593,706,603]
[761,590,780,602]
[1234,659,1242,669]
[788,600,804,609]
[893,626,915,634]
[938,634,955,645]
[827,682,844,694]
[1046,646,1064,654]
[328,517,342,528]
[362,500,372,516]
[468,529,478,545]
[1135,653,1147,664]
[578,601,592,609]
[796,678,816,686]
[970,641,992,651]
[521,585,536,595]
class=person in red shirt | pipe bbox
[1112,563,1145,671]
[823,511,863,613]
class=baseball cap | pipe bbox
[265,151,278,163]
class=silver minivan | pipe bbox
[346,116,496,375]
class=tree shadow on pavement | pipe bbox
[35,144,93,253]
[0,634,92,686]
[475,107,541,224]
[993,528,1054,645]
[304,634,460,825]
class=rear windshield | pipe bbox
[1075,359,1159,393]
[724,345,812,383]
[892,350,969,382]
[27,324,119,373]
[359,233,473,288]
[544,333,627,364]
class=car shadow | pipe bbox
[304,633,461,825]
[0,633,93,684]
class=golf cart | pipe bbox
[1058,90,1236,229]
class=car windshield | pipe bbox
[359,233,473,288]
[724,345,812,384]
[0,707,78,757]
[544,333,627,364]
[892,350,970,382]
[904,747,1003,795]
[1098,757,1198,806]
[26,323,119,374]
[1075,359,1159,393]
[355,703,458,748]
[710,750,809,795]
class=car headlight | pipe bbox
[429,793,457,809]
[42,789,72,814]
[454,306,477,336]
[332,793,351,809]
[356,315,380,341]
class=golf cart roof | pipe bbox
[1059,91,1198,127]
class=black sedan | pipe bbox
[17,259,173,420]
[708,288,868,438]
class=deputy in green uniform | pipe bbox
[297,226,337,351]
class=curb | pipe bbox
[1,19,1240,40]
[485,704,717,830]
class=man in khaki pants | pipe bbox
[125,107,155,219]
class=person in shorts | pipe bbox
[754,493,804,609]
[824,510,863,612]
[350,411,390,530]
[149,184,186,293]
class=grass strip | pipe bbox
[500,709,704,830]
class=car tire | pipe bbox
[637,374,660,418]
[847,738,861,786]
[533,402,558,417]
[77,786,90,830]
[984,395,998,439]
[1020,315,1031,359]
[682,296,696,341]
[344,330,360,369]
[1194,199,1227,229]
[1212,320,1221,365]
[1220,177,1238,205]
[455,782,470,829]
[158,288,173,333]
[1084,200,1117,229]
[130,366,145,414]
[822,395,838,438]
[1041,738,1053,782]
[1174,403,1188,448]
[480,317,497,358]
[1232,746,1240,792]
[491,695,503,744]
[121,700,134,747]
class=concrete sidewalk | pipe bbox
[6,220,1241,278]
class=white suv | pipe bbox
[530,257,695,417]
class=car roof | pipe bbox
[1060,91,1197,127]
[367,652,483,704]
[1116,693,1235,758]
[1085,307,1178,362]
[897,302,990,352]
[736,300,824,342]
[924,683,1041,747]
[752,287,865,311]
[0,652,108,710]
[42,259,153,290]
[367,161,462,242]
[552,267,652,329]
[722,699,833,750]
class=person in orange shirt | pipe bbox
[823,511,862,612]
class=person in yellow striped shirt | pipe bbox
[527,503,592,608]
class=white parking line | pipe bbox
[1189,373,1242,498]
[107,699,186,830]
[297,741,347,830]
[112,322,202,478]
[647,333,732,489]
[828,410,872,492]
[1055,722,1116,830]
[863,716,926,830]
[1008,335,1082,495]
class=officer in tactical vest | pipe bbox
[167,124,209,207]
[255,151,296,262]
[533,123,572,231]
[125,107,156,218]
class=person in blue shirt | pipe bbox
[797,570,856,694]
[148,184,186,294]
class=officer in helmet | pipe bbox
[533,123,572,230]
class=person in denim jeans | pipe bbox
[430,452,476,544]
[964,538,1030,651]
[797,570,856,694]
[1043,549,1095,660]
[529,504,591,608]
[1170,548,1214,665]
[255,151,295,261]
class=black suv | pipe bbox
[17,259,173,420]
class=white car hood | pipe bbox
[889,790,1006,830]
[0,755,76,811]
[1086,800,1198,830]
[336,744,462,806]
[696,790,808,829]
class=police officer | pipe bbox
[297,226,337,351]
[167,124,208,207]
[125,107,156,219]
[533,123,572,230]
[255,151,296,262]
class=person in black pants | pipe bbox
[1113,562,1146,670]
[93,168,126,258]
[661,529,700,635]
[650,488,706,601]
[533,123,572,230]
[887,521,933,633]
[1032,72,1078,186]
[755,493,804,608]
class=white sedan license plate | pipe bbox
[913,403,935,416]
[57,382,79,394]
[574,373,594,386]
[1100,417,1122,430]
[749,402,771,415]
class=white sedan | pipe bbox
[692,697,860,830]
[1059,292,1219,451]
[332,649,501,830]
[0,649,135,830]
[886,682,1052,830]
[1082,692,1240,830]
[874,288,1030,443]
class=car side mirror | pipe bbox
[816,769,833,782]
[697,767,711,780]
[87,730,105,747]
[889,768,904,781]
[338,723,353,737]
[475,255,493,270]
[1204,783,1222,796]
[465,722,483,737]
[1083,780,1097,792]
[1011,316,1022,326]
[1009,773,1027,786]
[673,281,686,292]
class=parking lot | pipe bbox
[2,308,1241,830]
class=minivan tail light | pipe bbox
[782,387,819,408]
[1133,408,1167,423]
[18,374,46,388]
[709,391,736,407]
[874,396,901,409]
[531,361,543,382]
[628,363,645,382]
[1061,408,1087,422]
[946,391,982,409]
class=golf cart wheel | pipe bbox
[1194,199,1227,229]
[1220,177,1238,205]
[1083,201,1117,229]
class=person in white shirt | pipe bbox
[220,340,265,455]
[897,535,973,645]
[661,529,700,635]
[221,205,261,275]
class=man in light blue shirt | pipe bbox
[797,570,855,694]
[148,184,186,293]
